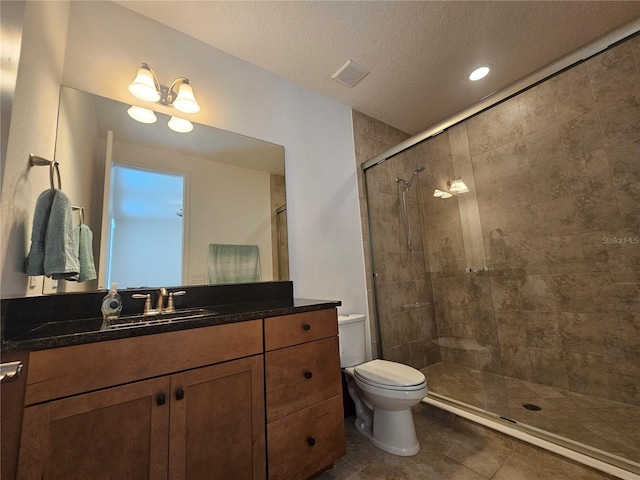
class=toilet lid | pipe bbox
[354,359,426,389]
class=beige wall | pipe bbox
[2,1,368,321]
[0,1,70,297]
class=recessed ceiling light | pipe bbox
[469,65,491,81]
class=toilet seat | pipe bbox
[354,359,426,392]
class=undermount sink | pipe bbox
[104,308,218,330]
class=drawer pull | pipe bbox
[156,393,166,406]
[175,389,185,401]
[302,324,311,331]
[307,437,316,447]
[304,371,313,379]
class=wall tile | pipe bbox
[587,42,640,106]
[528,347,568,389]
[598,98,640,148]
[573,188,622,232]
[530,156,572,202]
[524,125,564,167]
[589,272,640,313]
[550,273,594,313]
[565,351,608,397]
[558,313,603,355]
[544,235,586,274]
[549,63,595,125]
[558,111,604,157]
[535,197,578,236]
[607,138,640,186]
[525,312,561,349]
[519,92,557,137]
[566,148,613,195]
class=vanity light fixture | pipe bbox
[433,189,453,199]
[127,105,157,124]
[128,63,200,113]
[469,65,491,81]
[167,116,194,133]
[447,179,470,194]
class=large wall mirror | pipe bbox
[53,86,288,293]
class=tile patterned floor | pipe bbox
[422,362,640,464]
[316,404,620,480]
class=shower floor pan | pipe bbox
[421,362,640,468]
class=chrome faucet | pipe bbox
[132,288,187,316]
[157,287,168,313]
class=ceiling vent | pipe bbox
[332,60,369,87]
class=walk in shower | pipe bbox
[362,31,640,476]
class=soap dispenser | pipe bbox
[101,282,123,322]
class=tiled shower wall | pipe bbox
[355,33,640,406]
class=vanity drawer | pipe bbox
[267,395,345,480]
[25,320,263,405]
[265,337,341,422]
[264,309,337,351]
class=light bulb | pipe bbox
[469,66,490,81]
[128,65,161,102]
[127,105,157,124]
[168,116,193,133]
[172,81,200,113]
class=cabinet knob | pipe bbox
[156,394,166,406]
[307,437,316,447]
[302,324,311,331]
[175,389,185,401]
[304,371,313,379]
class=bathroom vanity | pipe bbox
[1,282,345,480]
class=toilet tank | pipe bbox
[338,314,366,368]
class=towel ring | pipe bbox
[71,206,85,225]
[49,161,61,190]
[29,154,61,190]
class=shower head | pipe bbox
[405,165,425,188]
[396,165,425,188]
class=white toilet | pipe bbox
[338,314,428,456]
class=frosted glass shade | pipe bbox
[433,189,453,199]
[168,116,193,133]
[448,179,469,194]
[172,82,200,113]
[127,105,157,124]
[128,66,161,103]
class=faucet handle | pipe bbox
[165,291,186,313]
[132,294,154,315]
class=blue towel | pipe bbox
[25,189,79,279]
[68,224,97,282]
[208,244,261,285]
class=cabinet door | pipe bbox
[17,376,170,480]
[169,355,266,480]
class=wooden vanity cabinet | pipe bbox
[265,309,346,480]
[16,320,265,480]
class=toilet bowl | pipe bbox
[338,314,428,456]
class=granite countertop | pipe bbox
[1,298,340,353]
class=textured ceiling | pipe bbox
[115,1,640,135]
